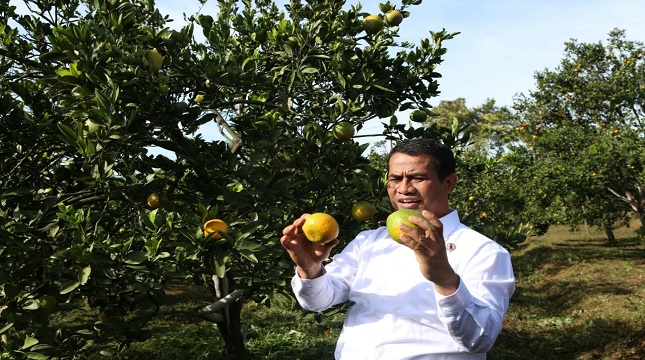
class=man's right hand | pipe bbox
[280,213,339,279]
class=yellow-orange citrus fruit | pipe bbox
[332,122,355,141]
[362,15,384,34]
[384,10,403,26]
[203,219,229,239]
[146,49,164,71]
[147,192,168,209]
[351,201,377,222]
[302,213,339,244]
[386,209,423,243]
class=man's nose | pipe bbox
[397,178,415,193]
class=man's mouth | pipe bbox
[397,199,420,208]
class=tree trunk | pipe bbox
[200,275,248,360]
[215,300,247,360]
[604,223,616,245]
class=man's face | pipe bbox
[386,153,456,217]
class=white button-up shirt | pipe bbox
[291,210,515,359]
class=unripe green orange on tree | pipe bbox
[302,212,339,244]
[362,15,384,35]
[386,209,423,243]
[409,109,428,123]
[384,10,403,26]
[332,122,355,141]
[351,201,377,222]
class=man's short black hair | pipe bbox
[387,138,456,181]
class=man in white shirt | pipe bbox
[281,138,515,359]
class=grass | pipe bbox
[79,220,644,360]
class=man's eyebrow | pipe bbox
[387,171,430,178]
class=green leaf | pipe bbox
[123,251,147,265]
[21,336,39,350]
[78,266,91,285]
[26,353,49,360]
[60,281,80,294]
[301,67,319,74]
[57,123,79,144]
[0,321,14,335]
[213,252,229,278]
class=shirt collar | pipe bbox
[440,209,461,238]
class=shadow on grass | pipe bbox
[496,234,645,360]
[491,317,645,360]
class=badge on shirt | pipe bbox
[446,243,456,252]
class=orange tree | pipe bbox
[511,29,645,241]
[0,0,461,358]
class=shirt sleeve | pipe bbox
[435,246,515,353]
[290,233,364,312]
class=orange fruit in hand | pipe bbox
[386,209,423,243]
[203,219,229,239]
[351,201,377,222]
[302,213,339,244]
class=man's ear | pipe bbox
[445,173,458,193]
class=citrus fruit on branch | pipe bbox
[409,109,428,123]
[386,209,423,243]
[203,219,229,239]
[332,122,355,141]
[384,10,403,26]
[362,14,384,35]
[351,201,377,222]
[302,213,340,244]
[147,192,169,209]
[146,48,164,71]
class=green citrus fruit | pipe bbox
[332,122,355,141]
[409,109,428,123]
[384,10,403,26]
[302,213,339,244]
[351,201,377,222]
[386,209,423,243]
[362,15,384,35]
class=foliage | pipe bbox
[428,98,516,155]
[0,0,462,358]
[511,29,645,237]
